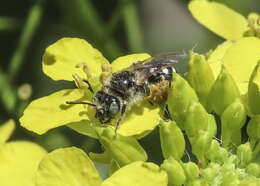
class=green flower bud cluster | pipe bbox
[94,127,147,174]
[167,61,217,166]
[161,50,260,185]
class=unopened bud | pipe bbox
[167,73,198,129]
[248,61,260,115]
[186,51,215,107]
[183,101,209,137]
[246,163,260,177]
[159,120,185,160]
[96,127,147,167]
[181,162,199,182]
[207,66,240,115]
[236,142,252,168]
[221,99,246,148]
[161,157,186,186]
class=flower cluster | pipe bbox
[1,0,260,185]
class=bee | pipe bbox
[67,53,187,133]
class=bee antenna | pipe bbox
[66,101,96,107]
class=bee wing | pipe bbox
[134,52,188,76]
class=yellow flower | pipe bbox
[189,0,260,95]
[0,120,47,186]
[19,38,161,138]
[35,147,167,186]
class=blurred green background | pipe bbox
[0,0,260,159]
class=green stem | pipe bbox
[123,0,145,52]
[56,0,123,59]
[0,68,16,112]
[0,17,22,31]
[8,2,43,80]
[103,0,130,43]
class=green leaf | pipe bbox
[102,161,167,186]
[188,0,247,40]
[36,147,102,186]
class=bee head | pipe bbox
[93,91,120,123]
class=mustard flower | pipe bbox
[19,38,161,138]
[0,120,47,186]
[35,147,167,186]
[189,0,260,95]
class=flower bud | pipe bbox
[221,171,239,186]
[236,142,252,168]
[186,51,215,107]
[246,163,260,177]
[159,120,185,160]
[247,115,260,147]
[206,139,228,164]
[207,114,217,139]
[207,66,240,115]
[189,130,212,167]
[239,177,260,186]
[96,127,147,167]
[183,101,208,137]
[201,163,220,183]
[160,157,186,186]
[221,99,246,148]
[187,180,209,186]
[167,73,198,129]
[248,61,260,115]
[181,162,199,182]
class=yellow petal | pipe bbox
[42,38,109,81]
[189,0,247,40]
[208,41,233,78]
[0,141,47,186]
[102,161,167,186]
[111,53,151,73]
[0,119,15,143]
[36,147,102,186]
[117,101,161,137]
[222,37,260,94]
[20,89,92,135]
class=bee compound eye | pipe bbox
[109,101,119,115]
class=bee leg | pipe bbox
[147,100,153,105]
[164,105,172,120]
[115,103,127,135]
[83,80,94,93]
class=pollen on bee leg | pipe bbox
[75,62,92,79]
[148,80,169,103]
[100,64,112,85]
[72,73,89,89]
